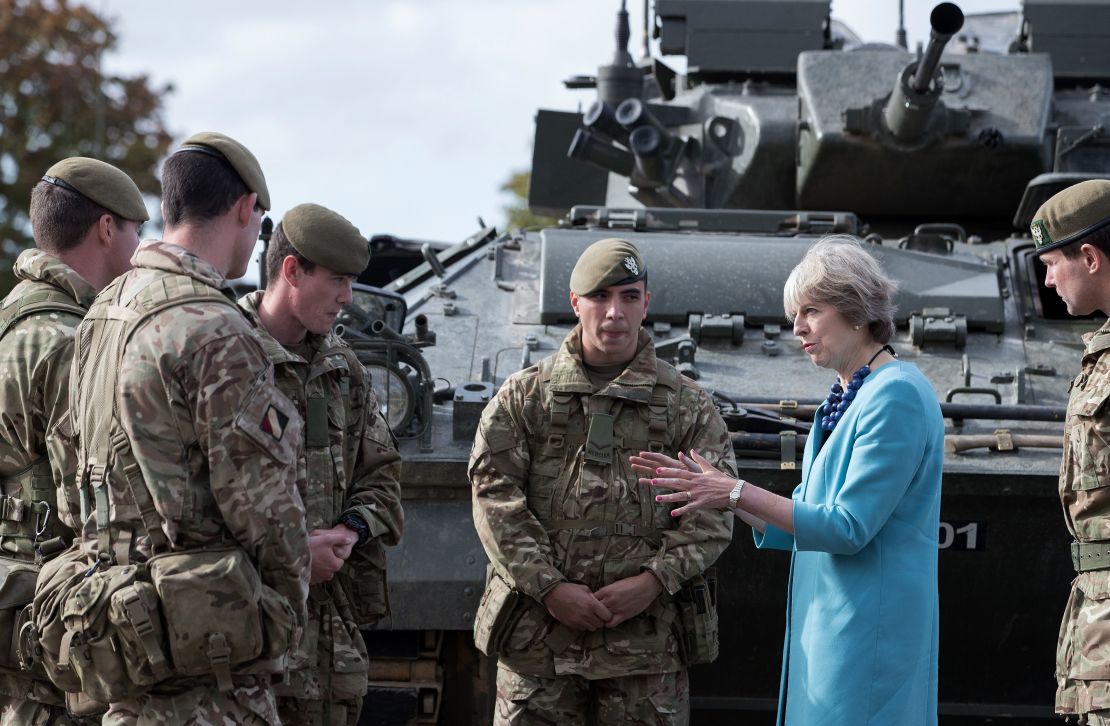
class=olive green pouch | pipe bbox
[473,565,522,656]
[674,570,720,666]
[61,562,156,702]
[0,559,38,671]
[147,547,264,685]
[32,544,88,692]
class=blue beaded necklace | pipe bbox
[820,345,896,432]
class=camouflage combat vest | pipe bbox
[0,285,86,563]
[70,269,237,561]
[528,352,681,543]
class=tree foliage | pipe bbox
[500,169,557,232]
[0,0,173,287]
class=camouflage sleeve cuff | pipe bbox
[342,506,392,542]
[642,560,684,596]
[523,567,568,602]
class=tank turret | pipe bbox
[348,2,1110,722]
[882,2,965,142]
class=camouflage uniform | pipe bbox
[470,327,734,724]
[0,250,94,724]
[1057,318,1110,720]
[238,291,403,726]
[70,241,310,726]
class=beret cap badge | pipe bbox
[623,256,639,276]
[1031,220,1048,247]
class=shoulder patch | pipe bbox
[234,373,302,465]
[260,404,291,441]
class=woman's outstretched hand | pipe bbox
[631,449,735,517]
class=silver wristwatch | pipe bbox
[729,480,746,509]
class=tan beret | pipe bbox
[176,131,270,210]
[1032,180,1110,254]
[41,157,148,222]
[281,203,369,275]
[570,238,646,295]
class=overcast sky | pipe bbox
[99,0,1016,249]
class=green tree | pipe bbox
[500,169,557,232]
[0,0,173,292]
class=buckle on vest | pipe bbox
[547,434,565,449]
[206,632,234,693]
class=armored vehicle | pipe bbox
[341,1,1110,722]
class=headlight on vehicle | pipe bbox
[365,363,416,432]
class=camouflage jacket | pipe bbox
[470,327,734,679]
[0,250,94,703]
[1058,317,1110,713]
[71,240,310,629]
[238,291,403,701]
[0,250,94,554]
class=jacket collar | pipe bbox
[12,249,97,308]
[131,239,236,300]
[1083,318,1110,358]
[548,326,662,402]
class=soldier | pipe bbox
[0,158,147,724]
[68,132,309,724]
[237,203,403,725]
[469,238,734,724]
[1033,180,1110,725]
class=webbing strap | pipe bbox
[120,589,172,680]
[207,633,234,692]
[541,518,664,542]
[0,294,85,340]
[0,495,48,522]
[110,429,170,554]
[89,464,111,560]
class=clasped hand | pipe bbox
[542,571,663,631]
[308,525,359,584]
[630,449,736,516]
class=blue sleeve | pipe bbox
[793,377,928,555]
[753,523,794,551]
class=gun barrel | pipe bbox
[583,101,630,147]
[629,125,666,183]
[883,2,964,142]
[370,319,406,343]
[569,129,635,177]
[911,3,964,94]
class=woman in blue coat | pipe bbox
[633,237,944,726]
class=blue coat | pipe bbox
[754,361,943,726]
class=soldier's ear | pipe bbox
[236,193,257,227]
[281,255,301,287]
[569,291,580,317]
[1082,243,1105,274]
[94,213,115,247]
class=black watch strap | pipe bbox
[339,513,370,547]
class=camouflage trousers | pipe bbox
[1057,575,1110,716]
[277,696,361,726]
[0,670,95,725]
[102,678,279,726]
[494,667,689,725]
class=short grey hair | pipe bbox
[783,235,898,344]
